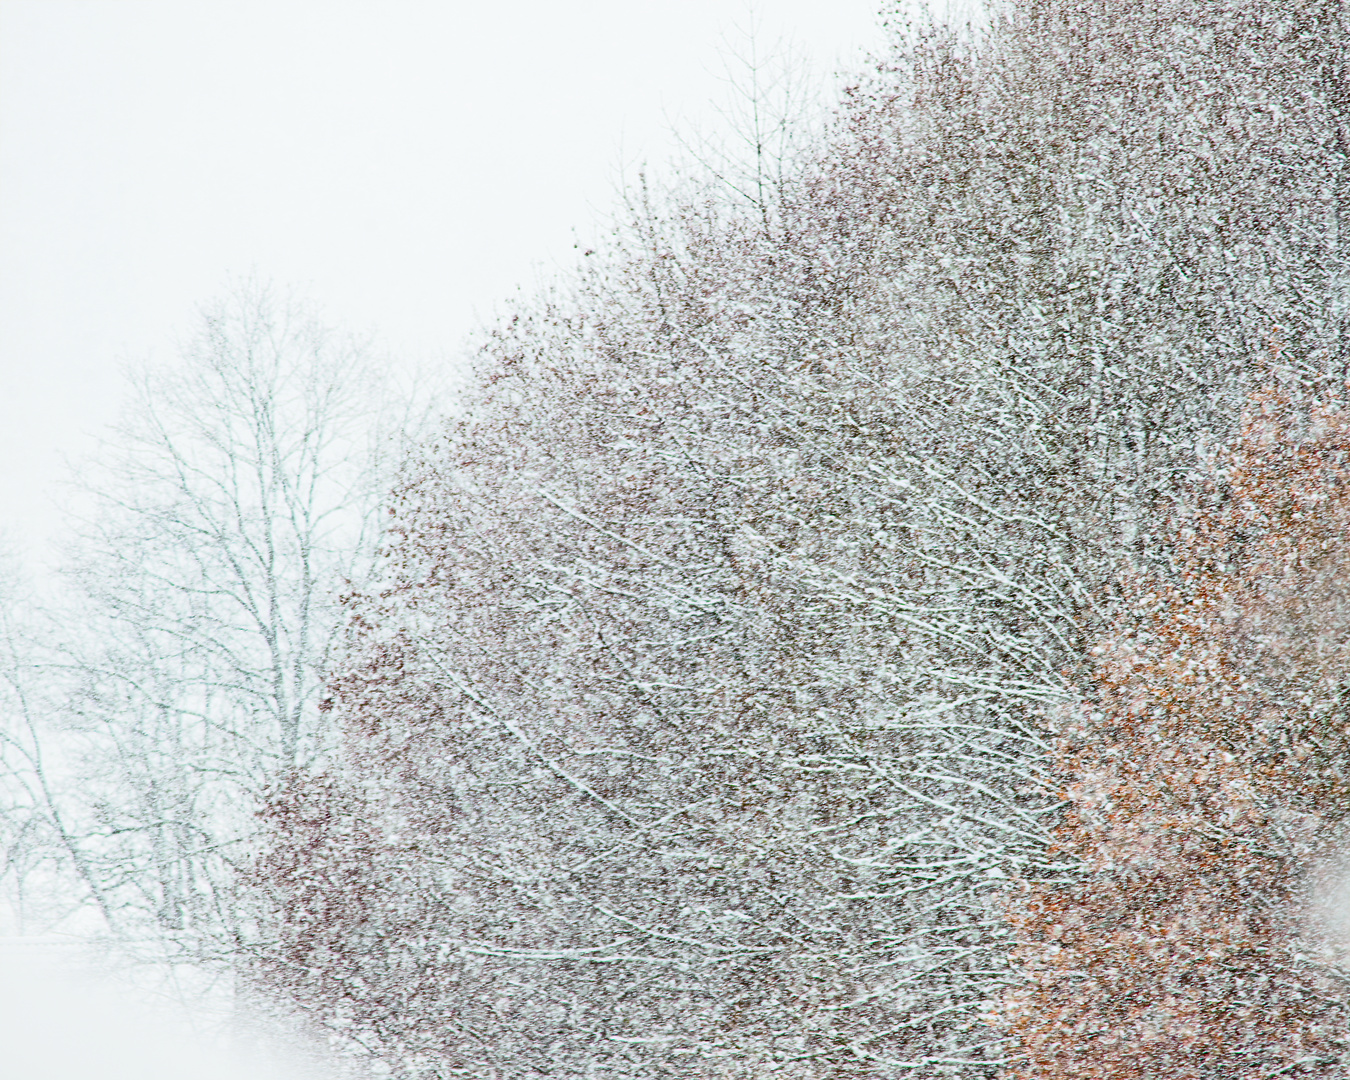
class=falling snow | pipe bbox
[3,2,1349,1078]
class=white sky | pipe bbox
[0,0,892,567]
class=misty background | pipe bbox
[1,0,889,568]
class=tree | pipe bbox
[254,135,1063,1079]
[252,1,1350,1075]
[1002,385,1350,1077]
[33,283,406,964]
[0,553,111,934]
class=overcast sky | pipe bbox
[0,0,892,567]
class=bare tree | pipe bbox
[666,11,822,233]
[33,283,415,964]
[0,553,112,935]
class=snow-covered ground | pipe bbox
[0,938,319,1080]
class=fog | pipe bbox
[0,940,319,1079]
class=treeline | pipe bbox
[253,0,1350,1076]
[3,0,1349,1077]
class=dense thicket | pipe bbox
[253,1,1350,1076]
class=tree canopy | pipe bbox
[249,1,1350,1077]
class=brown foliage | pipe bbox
[1003,387,1350,1077]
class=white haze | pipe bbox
[1307,850,1350,960]
[0,940,319,1080]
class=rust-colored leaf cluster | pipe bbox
[1003,387,1350,1077]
